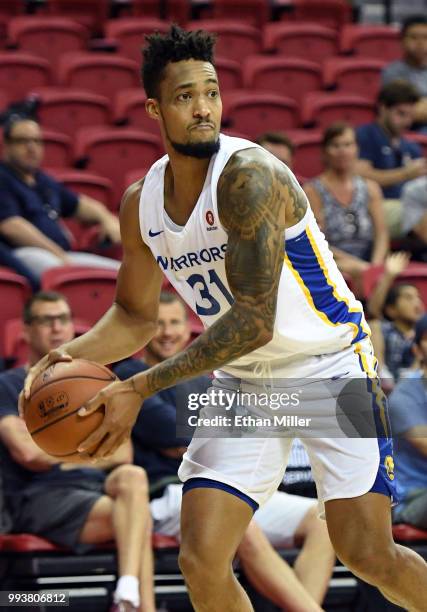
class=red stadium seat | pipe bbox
[40,129,72,168]
[340,25,400,61]
[290,0,352,30]
[133,0,190,24]
[0,268,31,358]
[105,18,170,63]
[286,129,323,179]
[406,133,427,157]
[263,23,338,65]
[41,266,118,326]
[0,532,179,552]
[186,20,261,64]
[392,524,427,542]
[74,127,162,204]
[243,56,322,104]
[3,318,28,367]
[47,0,109,34]
[215,58,242,92]
[363,263,427,306]
[212,0,270,27]
[8,17,89,67]
[0,0,24,40]
[57,53,139,100]
[223,91,299,139]
[0,52,51,104]
[48,169,115,212]
[301,92,375,128]
[124,168,148,189]
[34,89,111,138]
[323,58,386,100]
[114,89,159,135]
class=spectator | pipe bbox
[388,314,427,528]
[0,291,154,612]
[304,122,389,293]
[400,176,427,243]
[0,117,120,287]
[369,252,423,383]
[355,82,427,234]
[381,15,427,129]
[256,132,294,168]
[114,292,335,611]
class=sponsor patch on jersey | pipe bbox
[206,210,217,231]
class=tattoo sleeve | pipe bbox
[137,148,302,396]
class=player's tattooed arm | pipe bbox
[133,148,305,397]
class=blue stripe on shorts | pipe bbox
[182,477,259,512]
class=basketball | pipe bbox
[23,359,116,459]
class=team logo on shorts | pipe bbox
[384,455,395,480]
[205,210,217,231]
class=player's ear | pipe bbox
[146,98,160,121]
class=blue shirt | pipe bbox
[388,372,427,500]
[356,122,422,199]
[0,162,79,250]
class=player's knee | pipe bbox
[335,541,398,586]
[109,464,149,498]
[179,544,227,588]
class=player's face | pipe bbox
[4,120,44,174]
[403,24,427,65]
[24,300,75,360]
[324,129,358,172]
[380,103,416,136]
[153,59,222,158]
[393,286,424,323]
[147,301,191,363]
[260,142,293,168]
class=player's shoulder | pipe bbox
[218,146,289,191]
[119,176,145,217]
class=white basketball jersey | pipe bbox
[139,134,370,378]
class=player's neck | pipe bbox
[164,155,211,225]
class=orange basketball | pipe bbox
[23,359,116,459]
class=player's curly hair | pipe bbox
[142,25,216,99]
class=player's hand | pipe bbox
[77,379,143,458]
[19,350,73,418]
[384,251,410,278]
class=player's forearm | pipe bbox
[133,303,273,398]
[60,302,157,365]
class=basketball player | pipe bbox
[23,27,427,612]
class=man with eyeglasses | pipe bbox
[0,291,156,612]
[0,117,120,288]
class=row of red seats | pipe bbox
[0,51,390,106]
[3,16,401,66]
[0,0,353,31]
[0,266,204,364]
[4,261,427,364]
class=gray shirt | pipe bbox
[382,60,427,97]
